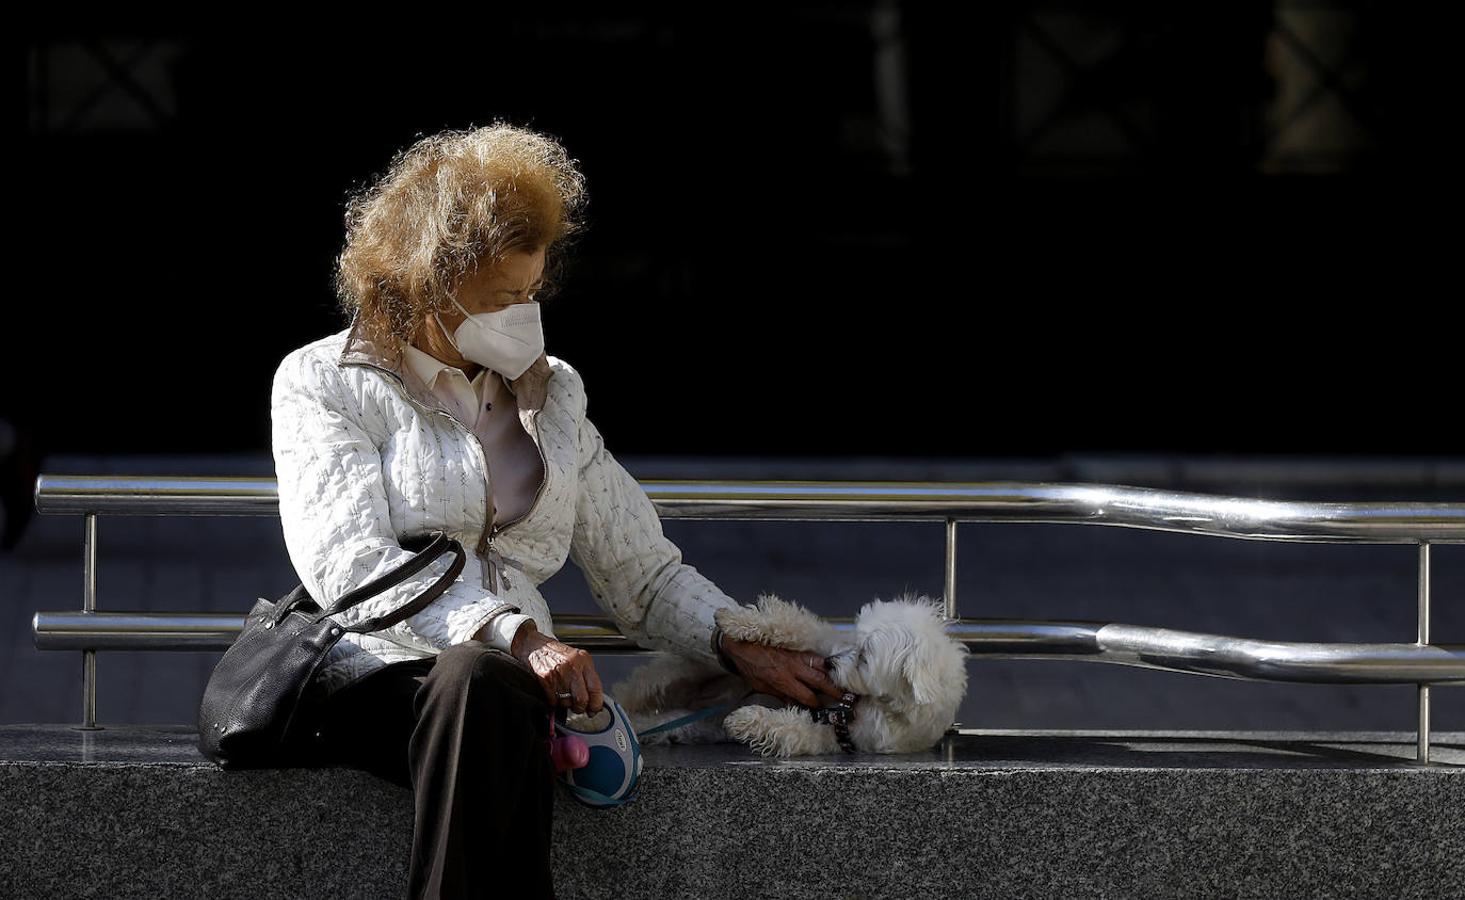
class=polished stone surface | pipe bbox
[4,724,1462,769]
[2,726,1461,899]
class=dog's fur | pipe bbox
[611,590,969,756]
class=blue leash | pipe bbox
[636,689,757,737]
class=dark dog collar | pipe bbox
[810,691,860,753]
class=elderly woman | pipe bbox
[273,121,843,900]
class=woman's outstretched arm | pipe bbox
[568,411,741,669]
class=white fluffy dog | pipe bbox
[610,590,969,756]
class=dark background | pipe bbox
[3,4,1461,735]
[5,4,1455,462]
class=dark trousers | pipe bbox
[291,641,557,900]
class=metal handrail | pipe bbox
[33,474,1465,542]
[30,474,1460,763]
[31,611,1465,684]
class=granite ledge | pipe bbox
[1,724,1461,770]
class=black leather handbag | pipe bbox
[197,531,466,770]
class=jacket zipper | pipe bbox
[342,360,550,593]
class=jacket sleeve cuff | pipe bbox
[483,612,535,655]
[463,604,524,649]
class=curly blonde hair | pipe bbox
[333,120,589,351]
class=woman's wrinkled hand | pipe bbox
[511,621,604,715]
[720,636,844,709]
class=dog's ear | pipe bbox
[901,649,942,706]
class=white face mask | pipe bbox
[433,296,545,380]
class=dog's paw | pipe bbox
[724,705,793,756]
[724,704,844,757]
[714,593,834,650]
[721,705,763,744]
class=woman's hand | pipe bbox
[720,636,844,709]
[511,621,604,715]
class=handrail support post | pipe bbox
[1417,540,1431,765]
[944,517,960,734]
[80,513,101,730]
[944,517,957,620]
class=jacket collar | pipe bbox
[337,317,551,414]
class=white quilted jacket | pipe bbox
[272,321,741,702]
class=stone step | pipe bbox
[2,725,1460,899]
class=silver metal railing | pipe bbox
[31,475,1465,763]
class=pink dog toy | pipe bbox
[548,713,589,773]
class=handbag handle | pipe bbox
[322,531,469,635]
